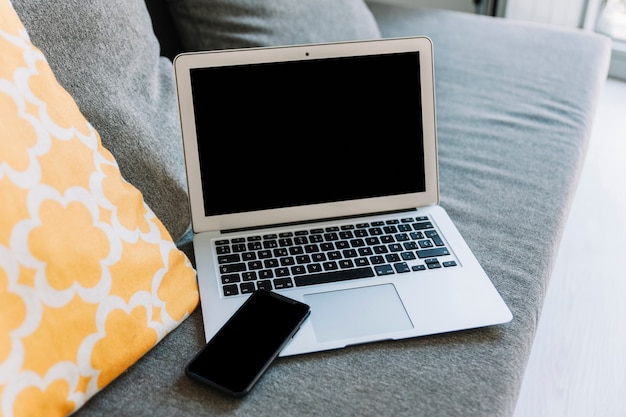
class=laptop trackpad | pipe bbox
[303,284,414,343]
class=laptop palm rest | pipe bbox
[303,284,414,343]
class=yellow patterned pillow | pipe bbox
[0,2,199,416]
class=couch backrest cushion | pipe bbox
[11,0,191,244]
[165,0,382,51]
[0,1,198,415]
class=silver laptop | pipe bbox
[174,37,512,356]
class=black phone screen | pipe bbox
[185,290,310,396]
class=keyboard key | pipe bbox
[373,245,388,254]
[259,270,274,279]
[220,263,246,274]
[305,244,319,253]
[221,274,240,284]
[394,262,411,273]
[289,246,304,255]
[309,234,324,243]
[275,267,290,277]
[395,233,410,241]
[339,260,354,269]
[247,241,262,250]
[217,254,240,264]
[369,227,383,236]
[381,235,395,244]
[294,236,308,245]
[264,259,279,268]
[403,242,418,250]
[370,255,385,265]
[358,247,373,256]
[248,261,263,270]
[335,241,350,250]
[389,244,403,252]
[413,222,434,230]
[216,246,231,255]
[294,267,375,287]
[279,238,293,247]
[443,261,458,267]
[296,255,311,264]
[339,231,354,239]
[232,244,246,252]
[257,280,273,291]
[223,284,239,296]
[240,282,255,294]
[320,243,335,251]
[425,258,442,269]
[280,257,295,266]
[273,248,288,257]
[242,252,256,261]
[425,230,445,246]
[274,278,294,289]
[383,225,398,234]
[328,251,341,260]
[312,253,326,262]
[242,272,257,281]
[350,238,365,247]
[401,252,416,261]
[263,240,278,249]
[375,265,395,276]
[385,254,401,263]
[323,261,338,271]
[416,247,450,259]
[355,258,370,266]
[291,265,307,275]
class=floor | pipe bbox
[513,77,626,417]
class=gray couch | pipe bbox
[12,0,611,416]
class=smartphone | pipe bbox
[185,290,310,397]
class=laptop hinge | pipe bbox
[221,208,418,234]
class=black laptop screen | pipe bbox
[190,51,425,217]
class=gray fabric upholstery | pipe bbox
[69,5,610,417]
[12,0,191,244]
[165,0,382,50]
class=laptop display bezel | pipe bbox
[174,37,439,233]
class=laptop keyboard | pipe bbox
[215,215,458,297]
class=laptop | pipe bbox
[174,37,512,356]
